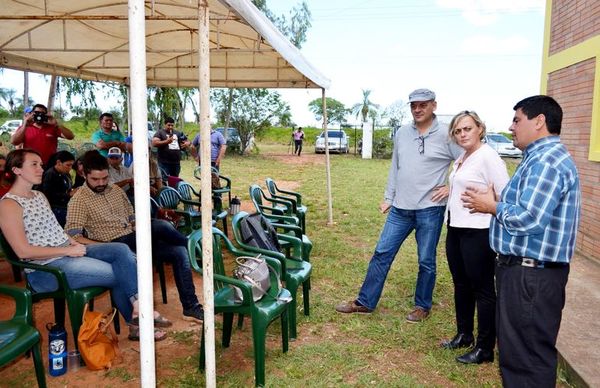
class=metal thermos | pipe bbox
[230,196,241,215]
[47,323,68,376]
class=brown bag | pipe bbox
[78,304,119,371]
[156,208,184,228]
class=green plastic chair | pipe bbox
[0,285,46,388]
[231,211,311,340]
[193,165,232,208]
[249,184,295,219]
[76,142,97,157]
[156,186,199,234]
[0,232,119,350]
[249,185,312,261]
[265,178,307,233]
[176,181,228,236]
[187,227,291,387]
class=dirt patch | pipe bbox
[268,152,325,166]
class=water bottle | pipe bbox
[46,323,67,377]
[230,196,241,215]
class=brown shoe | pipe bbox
[335,300,372,314]
[406,307,429,323]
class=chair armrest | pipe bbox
[274,234,303,261]
[11,260,70,290]
[0,285,33,324]
[270,221,303,239]
[263,196,293,212]
[271,194,298,212]
[276,188,302,204]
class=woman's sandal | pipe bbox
[130,314,173,328]
[128,324,168,342]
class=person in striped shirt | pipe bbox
[462,95,580,387]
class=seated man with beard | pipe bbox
[65,150,204,323]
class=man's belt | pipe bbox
[496,254,569,269]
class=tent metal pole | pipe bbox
[198,1,216,387]
[322,88,333,225]
[128,0,156,386]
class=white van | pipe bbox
[0,119,22,134]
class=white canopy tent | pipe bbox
[0,0,332,386]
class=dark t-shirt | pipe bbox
[42,167,72,208]
[154,129,187,164]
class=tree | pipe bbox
[384,99,409,130]
[308,97,348,125]
[212,88,289,153]
[208,0,312,148]
[0,87,17,115]
[351,89,379,123]
[253,1,311,49]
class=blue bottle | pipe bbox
[46,323,67,376]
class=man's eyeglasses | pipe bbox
[418,136,425,155]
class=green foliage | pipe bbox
[308,97,348,125]
[211,88,290,153]
[59,77,99,110]
[351,89,379,123]
[384,99,409,129]
[147,87,184,128]
[253,1,311,49]
[372,130,394,159]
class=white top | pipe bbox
[447,143,510,229]
[3,191,69,265]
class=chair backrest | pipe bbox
[238,213,281,252]
[176,182,197,212]
[249,184,265,210]
[265,178,277,197]
[156,186,182,210]
[149,197,160,218]
[187,227,228,291]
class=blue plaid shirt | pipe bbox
[490,136,580,263]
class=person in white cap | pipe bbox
[106,147,133,196]
[336,88,462,322]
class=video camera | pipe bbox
[33,111,49,124]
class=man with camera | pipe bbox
[11,103,74,164]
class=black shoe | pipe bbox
[183,305,204,323]
[441,333,474,349]
[456,348,494,364]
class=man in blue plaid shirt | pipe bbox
[462,95,580,387]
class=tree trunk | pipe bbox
[223,88,234,136]
[47,75,58,111]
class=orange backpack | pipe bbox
[77,304,119,370]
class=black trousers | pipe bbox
[294,140,303,155]
[496,262,569,388]
[445,226,496,350]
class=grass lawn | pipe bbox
[161,145,526,387]
[4,127,565,387]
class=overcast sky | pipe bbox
[0,0,546,133]
[270,0,546,132]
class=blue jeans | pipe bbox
[112,219,199,311]
[357,206,445,311]
[27,243,138,322]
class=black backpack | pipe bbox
[239,213,281,252]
